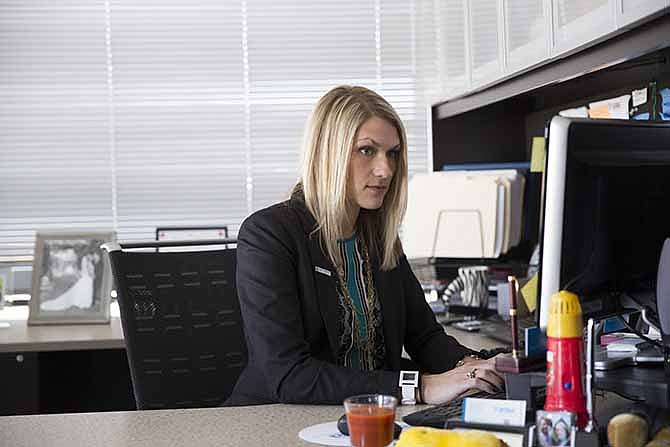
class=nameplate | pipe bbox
[462,398,526,427]
[314,266,332,277]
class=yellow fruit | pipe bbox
[645,427,670,447]
[607,413,648,447]
[396,426,507,447]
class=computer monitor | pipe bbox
[538,116,670,330]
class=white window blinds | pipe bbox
[109,0,247,242]
[0,1,112,259]
[0,0,439,260]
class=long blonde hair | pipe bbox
[296,85,408,271]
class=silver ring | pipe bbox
[466,368,478,379]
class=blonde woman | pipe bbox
[226,86,504,406]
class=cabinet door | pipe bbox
[551,0,617,55]
[437,0,469,97]
[504,0,550,75]
[0,352,39,415]
[468,0,504,87]
[617,0,669,28]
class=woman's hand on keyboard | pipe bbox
[420,355,506,405]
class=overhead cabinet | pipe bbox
[437,0,668,101]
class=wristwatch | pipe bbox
[399,370,420,405]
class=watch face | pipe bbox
[400,370,419,387]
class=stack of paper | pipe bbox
[402,170,526,259]
[605,336,643,353]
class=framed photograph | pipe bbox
[28,231,116,325]
[534,410,576,447]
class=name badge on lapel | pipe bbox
[314,266,332,277]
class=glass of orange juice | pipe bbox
[344,394,397,447]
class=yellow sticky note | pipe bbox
[520,273,538,313]
[530,137,546,173]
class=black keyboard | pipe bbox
[402,390,507,428]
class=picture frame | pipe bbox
[533,410,576,447]
[28,231,116,325]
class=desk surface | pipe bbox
[596,365,669,408]
[0,393,638,447]
[0,303,124,353]
[0,302,501,354]
[443,327,503,351]
[0,403,424,447]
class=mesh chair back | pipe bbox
[107,246,246,410]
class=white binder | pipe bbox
[403,173,500,258]
[402,170,525,259]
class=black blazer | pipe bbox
[225,194,475,405]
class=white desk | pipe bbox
[0,302,133,416]
[0,304,501,353]
[0,393,639,447]
[0,301,504,416]
[442,327,502,352]
[0,301,500,356]
[0,403,424,447]
[0,302,124,353]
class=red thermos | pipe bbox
[545,290,588,428]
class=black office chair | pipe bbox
[103,239,247,410]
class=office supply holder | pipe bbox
[495,276,545,373]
